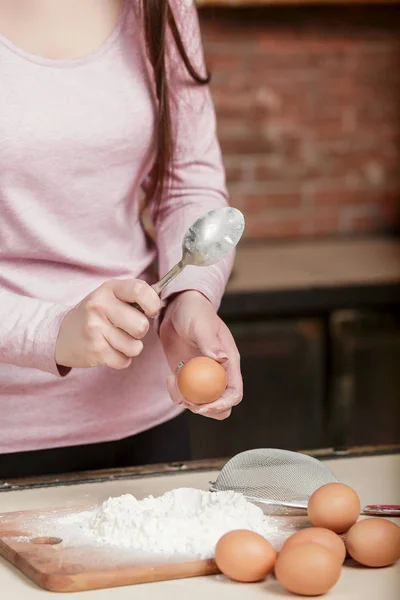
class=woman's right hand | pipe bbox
[55,279,161,370]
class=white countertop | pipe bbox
[1,453,399,599]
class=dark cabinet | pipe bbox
[329,310,400,449]
[187,309,400,460]
[187,318,326,459]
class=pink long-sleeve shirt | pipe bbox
[0,0,232,454]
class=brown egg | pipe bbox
[346,518,400,567]
[307,483,361,533]
[177,356,227,405]
[215,529,276,583]
[275,542,342,596]
[281,527,346,563]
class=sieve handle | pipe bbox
[361,504,400,517]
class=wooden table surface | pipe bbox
[0,449,399,599]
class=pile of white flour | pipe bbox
[40,488,293,559]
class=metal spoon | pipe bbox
[130,206,245,310]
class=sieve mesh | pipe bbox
[210,448,338,509]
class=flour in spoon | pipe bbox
[48,488,291,559]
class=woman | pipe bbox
[0,0,243,479]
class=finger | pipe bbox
[197,375,242,414]
[102,342,132,370]
[217,325,243,395]
[205,408,232,421]
[178,392,234,416]
[166,372,222,412]
[195,370,243,415]
[107,299,150,340]
[112,279,161,317]
[194,328,243,416]
[196,388,241,416]
[104,326,144,358]
[166,373,185,406]
[182,400,231,421]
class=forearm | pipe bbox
[0,288,69,375]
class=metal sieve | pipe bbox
[210,448,400,517]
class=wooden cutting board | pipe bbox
[0,505,219,592]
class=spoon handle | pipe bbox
[128,261,186,313]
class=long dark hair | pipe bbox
[141,1,210,211]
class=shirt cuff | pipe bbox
[32,305,72,377]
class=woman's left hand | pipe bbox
[159,291,243,420]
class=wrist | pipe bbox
[159,290,211,329]
[165,289,209,313]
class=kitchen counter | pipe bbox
[1,448,399,599]
[221,237,400,317]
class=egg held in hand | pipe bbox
[307,482,361,533]
[177,356,227,405]
[275,542,342,596]
[345,518,400,567]
[215,529,276,583]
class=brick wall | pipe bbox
[198,5,400,240]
